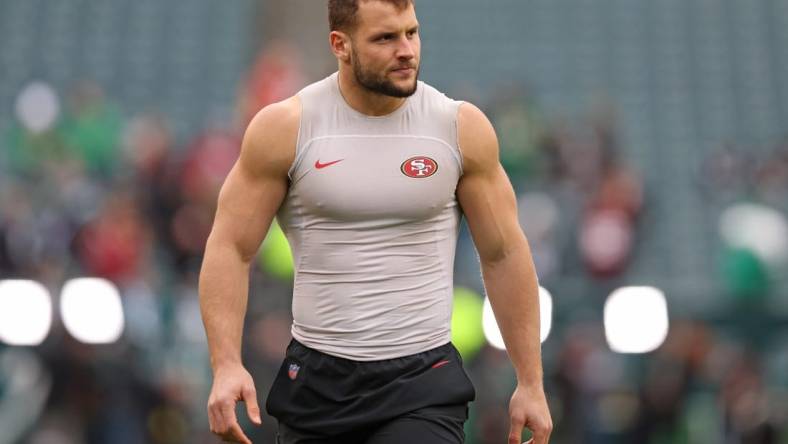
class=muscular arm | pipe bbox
[456,102,552,444]
[199,96,299,442]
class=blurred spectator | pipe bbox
[753,142,788,209]
[170,129,240,272]
[59,81,124,179]
[121,113,182,262]
[5,81,66,177]
[75,191,151,285]
[488,85,546,184]
[237,41,305,129]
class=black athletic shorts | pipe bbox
[265,339,476,443]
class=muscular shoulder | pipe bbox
[239,96,301,177]
[457,102,499,175]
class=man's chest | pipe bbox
[288,135,462,222]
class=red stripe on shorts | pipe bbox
[431,360,450,369]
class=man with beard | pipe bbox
[200,0,552,443]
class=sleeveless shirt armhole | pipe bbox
[286,94,306,181]
[454,100,466,176]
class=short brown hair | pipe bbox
[328,0,414,33]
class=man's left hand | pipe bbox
[507,383,552,444]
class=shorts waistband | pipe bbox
[286,338,456,365]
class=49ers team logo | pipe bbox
[401,156,438,178]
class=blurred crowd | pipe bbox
[1,40,787,444]
[700,140,788,210]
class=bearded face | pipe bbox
[350,45,419,98]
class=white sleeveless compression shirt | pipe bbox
[275,72,464,360]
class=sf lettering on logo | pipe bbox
[411,159,433,176]
[401,156,438,178]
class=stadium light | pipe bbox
[483,286,553,350]
[604,286,668,354]
[14,81,59,133]
[60,278,125,344]
[719,203,788,267]
[0,280,53,346]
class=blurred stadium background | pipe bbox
[1,0,788,442]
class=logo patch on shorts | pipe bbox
[288,363,300,380]
[401,156,438,178]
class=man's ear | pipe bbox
[329,30,352,63]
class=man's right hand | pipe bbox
[207,364,262,444]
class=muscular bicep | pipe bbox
[210,160,289,262]
[457,162,526,263]
[456,102,526,263]
[207,98,299,263]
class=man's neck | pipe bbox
[337,68,407,117]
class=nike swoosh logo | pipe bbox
[315,159,344,169]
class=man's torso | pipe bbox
[276,72,465,360]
